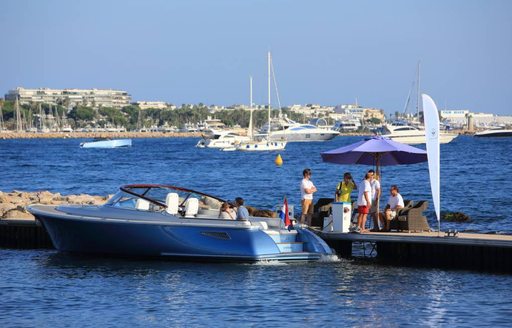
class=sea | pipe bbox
[0,135,511,327]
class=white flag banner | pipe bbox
[422,94,441,231]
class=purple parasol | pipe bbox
[321,136,427,166]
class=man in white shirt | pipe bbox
[384,184,404,231]
[355,172,372,233]
[300,168,317,225]
[368,170,381,231]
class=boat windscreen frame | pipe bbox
[119,184,226,209]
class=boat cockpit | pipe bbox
[106,184,225,218]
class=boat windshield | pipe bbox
[105,185,224,213]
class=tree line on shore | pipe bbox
[0,100,309,131]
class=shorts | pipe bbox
[358,205,369,214]
[386,209,397,220]
[370,202,379,214]
[301,199,313,215]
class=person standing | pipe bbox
[300,168,317,225]
[356,172,372,233]
[368,170,382,231]
[335,172,357,203]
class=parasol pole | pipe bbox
[375,153,381,229]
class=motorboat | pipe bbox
[382,123,458,144]
[196,129,250,149]
[80,138,132,148]
[259,117,339,142]
[474,127,512,137]
[28,184,333,262]
[237,138,287,151]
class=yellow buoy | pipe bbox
[275,154,283,166]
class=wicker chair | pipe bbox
[389,200,414,231]
[396,200,431,232]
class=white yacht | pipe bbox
[259,116,339,142]
[382,123,458,144]
[196,129,250,149]
[474,127,512,137]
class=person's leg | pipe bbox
[300,199,306,224]
[384,210,392,231]
[305,199,313,225]
[361,213,368,232]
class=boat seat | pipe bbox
[184,198,199,218]
[135,198,150,211]
[165,192,179,215]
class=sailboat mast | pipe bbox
[248,76,253,140]
[15,96,22,132]
[416,60,421,121]
[0,104,4,130]
[268,51,272,138]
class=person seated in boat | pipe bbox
[335,172,357,203]
[234,197,249,220]
[383,185,404,231]
[218,202,236,220]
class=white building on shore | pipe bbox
[136,101,173,110]
[441,109,512,128]
[5,87,131,109]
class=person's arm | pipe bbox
[395,195,404,210]
[305,182,317,194]
[364,191,371,205]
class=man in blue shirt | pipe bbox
[235,197,249,220]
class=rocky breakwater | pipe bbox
[0,190,109,220]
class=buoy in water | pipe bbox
[275,154,283,166]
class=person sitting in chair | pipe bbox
[383,185,404,231]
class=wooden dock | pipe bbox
[0,218,53,249]
[1,217,512,272]
[317,230,512,273]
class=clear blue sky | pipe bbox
[1,0,511,115]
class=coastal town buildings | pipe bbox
[5,87,131,109]
[441,109,512,127]
[330,104,385,122]
[136,101,174,110]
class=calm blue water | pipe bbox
[1,136,511,327]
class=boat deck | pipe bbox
[313,228,512,272]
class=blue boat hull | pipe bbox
[35,211,330,262]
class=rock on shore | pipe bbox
[0,191,109,219]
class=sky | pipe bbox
[1,0,511,115]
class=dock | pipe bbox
[0,218,53,249]
[317,230,512,273]
[1,217,512,272]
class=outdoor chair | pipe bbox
[312,198,334,227]
[395,200,431,232]
[389,200,414,230]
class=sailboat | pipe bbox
[382,62,458,145]
[237,52,287,152]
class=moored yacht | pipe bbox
[474,127,512,137]
[80,138,132,148]
[28,184,333,262]
[382,123,458,144]
[259,116,339,142]
[196,129,250,149]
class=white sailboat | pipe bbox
[383,62,458,145]
[237,52,287,152]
